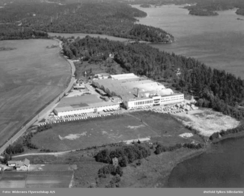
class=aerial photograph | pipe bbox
[0,0,244,195]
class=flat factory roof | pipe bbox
[55,101,119,113]
[55,94,119,113]
[57,94,102,108]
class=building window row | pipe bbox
[134,100,153,105]
[161,96,183,102]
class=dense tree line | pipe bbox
[94,143,151,167]
[129,24,174,43]
[236,8,244,16]
[0,0,173,42]
[0,25,48,40]
[22,124,52,150]
[209,123,244,141]
[62,36,244,120]
[0,153,12,164]
[4,144,24,155]
[22,132,38,150]
[154,142,204,154]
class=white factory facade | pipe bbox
[54,73,185,117]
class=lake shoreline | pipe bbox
[48,32,174,45]
[210,129,244,144]
[155,149,206,188]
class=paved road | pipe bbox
[0,39,76,155]
[12,151,73,158]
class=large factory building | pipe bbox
[92,73,184,110]
[53,73,185,117]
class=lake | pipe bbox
[133,5,244,79]
[133,4,244,187]
[167,137,244,187]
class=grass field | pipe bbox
[0,39,71,147]
[131,111,203,145]
[0,170,73,188]
[31,111,203,151]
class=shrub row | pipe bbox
[154,142,204,155]
[5,144,24,155]
[22,133,38,149]
[98,164,123,178]
[94,143,151,167]
[209,123,244,141]
[36,124,52,133]
[22,124,53,150]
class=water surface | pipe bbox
[167,137,244,187]
[133,5,244,79]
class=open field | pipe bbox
[31,111,203,151]
[0,39,71,147]
[0,170,73,188]
[131,111,203,145]
[174,108,240,137]
[31,114,159,151]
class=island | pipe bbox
[186,6,218,16]
[236,8,244,16]
[0,1,173,43]
[140,4,151,8]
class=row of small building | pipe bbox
[54,73,184,117]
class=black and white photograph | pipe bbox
[0,0,244,196]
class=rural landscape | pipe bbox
[0,0,244,193]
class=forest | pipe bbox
[61,36,244,120]
[122,0,244,16]
[184,0,244,16]
[236,8,244,16]
[187,7,218,16]
[0,0,173,42]
[0,25,48,40]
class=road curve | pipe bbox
[0,39,76,155]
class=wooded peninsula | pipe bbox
[0,0,173,43]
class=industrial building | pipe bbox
[54,94,120,117]
[53,73,184,116]
[92,73,184,110]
